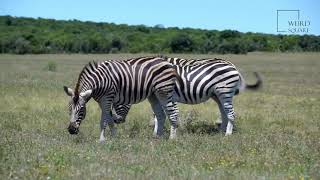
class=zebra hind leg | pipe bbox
[217,100,228,133]
[218,96,235,136]
[155,92,179,139]
[148,95,166,137]
[99,117,106,142]
[211,97,224,129]
[149,114,156,127]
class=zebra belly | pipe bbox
[172,90,211,104]
[114,89,151,105]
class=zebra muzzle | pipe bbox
[113,116,125,124]
[68,122,79,135]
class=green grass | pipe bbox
[0,53,319,179]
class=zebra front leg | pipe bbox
[100,111,116,142]
[111,107,123,124]
[99,99,115,142]
[112,104,131,124]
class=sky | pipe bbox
[1,0,319,35]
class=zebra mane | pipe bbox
[74,61,98,102]
[158,54,168,59]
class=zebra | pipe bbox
[63,56,179,142]
[110,57,262,135]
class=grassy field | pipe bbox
[0,53,319,179]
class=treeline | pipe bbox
[0,15,320,54]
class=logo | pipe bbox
[276,10,311,34]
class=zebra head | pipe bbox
[63,86,92,135]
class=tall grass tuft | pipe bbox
[45,61,57,72]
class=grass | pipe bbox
[0,53,319,179]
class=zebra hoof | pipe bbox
[99,137,106,143]
[149,121,155,127]
[169,135,177,140]
[153,134,162,139]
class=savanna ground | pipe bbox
[0,53,319,179]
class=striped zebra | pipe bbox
[111,57,262,135]
[63,56,179,142]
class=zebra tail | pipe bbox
[246,72,262,90]
[235,72,262,95]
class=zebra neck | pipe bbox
[78,76,112,102]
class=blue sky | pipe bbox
[1,0,319,35]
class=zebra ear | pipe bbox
[80,89,92,100]
[63,86,74,96]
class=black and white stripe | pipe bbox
[112,57,262,135]
[63,56,179,141]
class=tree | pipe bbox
[170,34,194,53]
[220,30,241,39]
[5,17,12,26]
[217,40,247,54]
[14,37,31,54]
[111,37,123,51]
[298,35,320,51]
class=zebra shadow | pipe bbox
[183,122,220,135]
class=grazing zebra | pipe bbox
[111,57,262,135]
[63,56,179,142]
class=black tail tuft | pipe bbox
[246,72,262,90]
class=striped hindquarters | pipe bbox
[173,61,240,104]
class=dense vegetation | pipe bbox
[1,15,320,54]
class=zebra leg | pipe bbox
[155,92,179,139]
[149,113,156,127]
[148,95,166,137]
[211,97,223,127]
[218,96,235,136]
[112,104,132,124]
[99,116,106,142]
[217,100,228,132]
[153,113,158,136]
[111,107,123,123]
[99,99,116,142]
[225,102,235,135]
[168,101,179,139]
